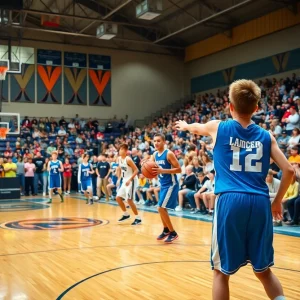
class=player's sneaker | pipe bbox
[157,231,170,240]
[175,206,183,212]
[59,193,64,203]
[118,215,130,223]
[47,199,52,204]
[88,199,94,205]
[273,220,282,227]
[164,232,178,243]
[131,218,142,226]
[285,220,299,226]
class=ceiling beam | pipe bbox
[10,24,184,50]
[154,0,254,44]
[75,0,188,50]
[102,0,133,20]
[79,0,133,33]
[18,9,160,30]
[167,0,198,22]
[154,0,200,24]
[0,35,178,56]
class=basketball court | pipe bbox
[0,0,300,299]
[0,196,299,300]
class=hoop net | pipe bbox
[0,128,9,140]
[0,66,8,81]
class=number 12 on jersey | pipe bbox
[230,144,263,172]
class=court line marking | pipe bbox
[73,196,300,237]
[0,243,210,257]
[56,260,300,300]
[56,260,210,299]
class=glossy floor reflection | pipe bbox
[0,196,299,300]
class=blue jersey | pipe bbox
[154,149,178,188]
[49,161,61,176]
[110,162,118,176]
[214,120,271,196]
[78,163,92,182]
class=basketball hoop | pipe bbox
[41,15,60,28]
[0,66,8,81]
[0,127,8,140]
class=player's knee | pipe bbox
[254,268,271,280]
[213,270,229,281]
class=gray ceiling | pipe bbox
[0,0,299,56]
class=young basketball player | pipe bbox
[116,144,141,225]
[175,79,294,300]
[149,133,181,243]
[78,153,94,205]
[47,151,64,203]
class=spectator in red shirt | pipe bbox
[63,157,72,194]
[281,105,291,123]
[4,148,13,158]
[23,149,31,159]
[96,131,104,141]
[22,116,31,128]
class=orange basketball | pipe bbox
[141,160,158,179]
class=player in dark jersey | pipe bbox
[175,79,293,300]
[149,133,181,243]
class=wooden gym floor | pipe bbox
[0,196,299,300]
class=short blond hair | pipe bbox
[229,79,261,114]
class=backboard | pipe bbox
[0,112,20,135]
[0,45,34,74]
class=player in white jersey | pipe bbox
[116,144,141,225]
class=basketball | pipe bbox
[141,160,158,179]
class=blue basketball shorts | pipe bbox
[81,179,93,192]
[48,175,61,189]
[158,184,179,209]
[211,192,274,275]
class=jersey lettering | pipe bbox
[229,138,263,173]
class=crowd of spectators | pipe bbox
[0,73,300,227]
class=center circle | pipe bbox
[0,217,109,230]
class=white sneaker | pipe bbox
[139,200,146,205]
[43,192,46,197]
[93,196,99,200]
[175,206,183,212]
